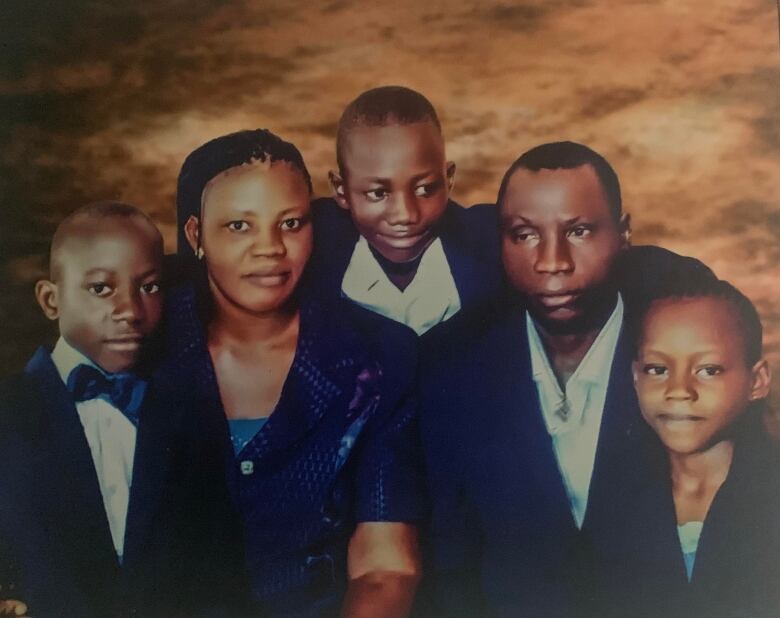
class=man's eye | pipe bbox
[280,218,303,231]
[87,283,113,297]
[511,228,539,243]
[365,189,388,202]
[643,364,667,376]
[227,220,250,232]
[140,282,161,295]
[414,182,440,198]
[567,225,592,239]
[696,365,724,379]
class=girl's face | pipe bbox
[188,159,312,316]
[632,296,770,455]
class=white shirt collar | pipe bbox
[526,294,624,435]
[341,236,461,335]
[51,337,100,386]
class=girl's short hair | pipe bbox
[176,129,312,257]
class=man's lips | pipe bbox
[536,292,582,309]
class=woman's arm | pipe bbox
[342,522,421,618]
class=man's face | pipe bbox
[333,121,455,263]
[633,297,768,455]
[500,165,629,333]
[45,219,163,373]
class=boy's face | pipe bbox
[633,297,770,455]
[331,121,455,263]
[37,217,163,373]
[500,165,629,333]
[187,160,312,316]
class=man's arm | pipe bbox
[342,522,421,618]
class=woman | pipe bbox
[162,129,422,617]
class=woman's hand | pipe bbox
[0,599,29,617]
[342,522,421,618]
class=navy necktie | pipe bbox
[66,364,146,426]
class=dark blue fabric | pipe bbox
[0,347,241,617]
[158,282,423,618]
[305,197,503,337]
[66,363,146,425]
[417,245,718,618]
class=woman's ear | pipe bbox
[749,358,771,401]
[35,280,59,320]
[184,215,202,257]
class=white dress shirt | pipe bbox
[52,337,137,563]
[341,236,461,335]
[526,295,624,529]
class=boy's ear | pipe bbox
[184,216,201,256]
[446,161,456,193]
[749,358,771,401]
[35,280,59,320]
[329,171,349,210]
[619,212,632,248]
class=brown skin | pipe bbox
[500,165,630,385]
[186,159,420,615]
[0,599,28,617]
[330,121,455,290]
[35,215,164,374]
[633,297,770,523]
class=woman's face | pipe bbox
[190,159,313,315]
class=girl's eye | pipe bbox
[365,189,388,202]
[140,282,161,295]
[643,364,667,376]
[414,182,440,198]
[87,283,113,297]
[280,218,303,231]
[696,365,724,379]
[227,220,250,232]
[567,225,593,239]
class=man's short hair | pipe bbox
[497,141,622,220]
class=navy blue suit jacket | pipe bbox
[0,347,241,617]
[306,197,502,338]
[418,246,716,618]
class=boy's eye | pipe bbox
[511,227,540,244]
[140,281,161,295]
[566,224,593,240]
[696,365,724,379]
[414,182,440,198]
[642,364,668,377]
[87,283,113,297]
[280,217,304,231]
[226,220,250,232]
[364,189,388,202]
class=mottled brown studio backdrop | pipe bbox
[1,1,779,406]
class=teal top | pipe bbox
[228,418,268,456]
[677,521,704,581]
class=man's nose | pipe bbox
[534,236,574,274]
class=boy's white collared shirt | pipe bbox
[341,236,461,335]
[51,337,137,563]
[526,295,624,529]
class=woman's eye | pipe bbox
[365,189,388,202]
[87,283,112,297]
[696,365,724,378]
[643,364,667,376]
[567,225,592,239]
[227,220,250,232]
[280,218,303,231]
[140,282,161,295]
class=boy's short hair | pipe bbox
[50,201,160,280]
[176,129,312,256]
[497,141,622,221]
[641,277,763,365]
[336,86,442,172]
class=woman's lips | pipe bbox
[243,271,290,287]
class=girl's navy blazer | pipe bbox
[157,281,424,617]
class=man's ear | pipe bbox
[749,358,771,401]
[446,161,456,193]
[35,280,59,321]
[184,215,201,256]
[619,212,632,248]
[329,171,349,210]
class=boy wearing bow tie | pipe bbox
[0,202,240,617]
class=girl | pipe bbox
[162,130,422,617]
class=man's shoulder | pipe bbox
[440,200,498,240]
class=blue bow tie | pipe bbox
[66,364,146,426]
